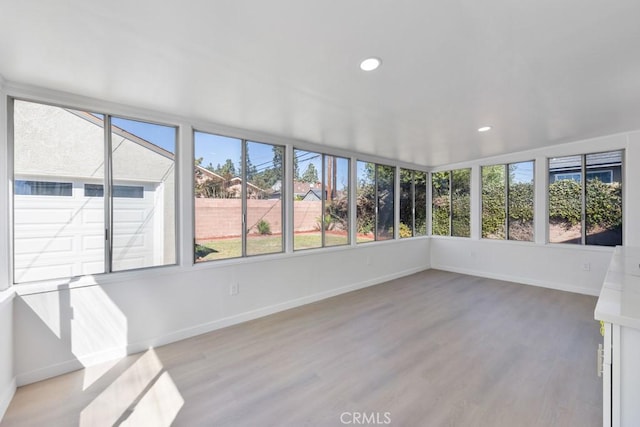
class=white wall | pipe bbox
[0,292,15,421]
[431,131,639,295]
[431,238,612,295]
[13,238,430,385]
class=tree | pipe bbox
[272,146,291,182]
[216,159,236,178]
[301,163,319,183]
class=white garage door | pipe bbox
[14,178,158,283]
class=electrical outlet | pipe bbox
[583,262,591,272]
[230,283,239,296]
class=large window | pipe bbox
[13,100,177,283]
[194,131,284,261]
[400,169,427,238]
[482,161,534,241]
[293,150,349,250]
[356,161,395,243]
[194,133,243,260]
[548,151,622,246]
[431,169,471,237]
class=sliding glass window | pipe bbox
[245,141,284,256]
[481,161,534,241]
[12,99,177,283]
[194,132,243,261]
[400,169,427,238]
[356,161,395,242]
[293,150,349,250]
[324,155,350,246]
[376,164,395,241]
[110,116,177,271]
[431,169,470,237]
[356,161,375,243]
[548,151,622,246]
[194,131,284,261]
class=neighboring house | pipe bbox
[549,151,622,183]
[195,167,268,199]
[293,181,321,198]
[13,102,175,282]
[302,189,324,201]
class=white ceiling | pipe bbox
[1,0,640,166]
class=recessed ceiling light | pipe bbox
[360,57,381,71]
[478,126,492,132]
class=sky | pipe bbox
[194,132,278,175]
[108,119,534,187]
[510,161,534,184]
[295,150,349,190]
[112,116,177,153]
[193,134,348,188]
[110,121,390,188]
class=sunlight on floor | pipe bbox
[120,371,184,426]
[82,357,120,391]
[79,348,183,426]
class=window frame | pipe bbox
[481,160,535,241]
[399,168,428,239]
[430,168,471,238]
[193,131,286,262]
[375,163,395,241]
[10,97,180,284]
[547,150,623,246]
[355,161,396,243]
[292,150,350,251]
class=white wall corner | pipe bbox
[0,378,16,422]
[431,263,600,297]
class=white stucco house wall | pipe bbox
[13,101,175,283]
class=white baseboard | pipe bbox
[0,378,16,422]
[16,266,429,386]
[16,350,122,387]
[126,265,430,355]
[432,264,600,296]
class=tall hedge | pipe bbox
[548,179,581,225]
[548,178,622,230]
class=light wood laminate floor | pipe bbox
[1,270,602,426]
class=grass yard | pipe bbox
[196,232,359,261]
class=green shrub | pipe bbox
[508,182,534,222]
[399,222,413,238]
[549,179,622,231]
[482,181,506,238]
[452,193,470,237]
[548,179,581,226]
[256,219,272,235]
[432,195,450,236]
[586,180,622,230]
[356,186,375,234]
[194,243,216,259]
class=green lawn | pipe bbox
[196,232,356,261]
[294,232,350,250]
